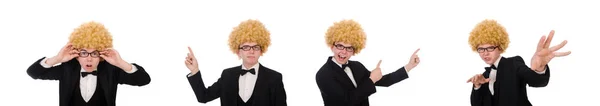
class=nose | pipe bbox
[248,49,255,54]
[84,56,92,62]
[482,51,490,56]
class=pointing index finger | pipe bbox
[188,46,195,56]
[413,48,420,55]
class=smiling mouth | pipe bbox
[337,54,347,60]
[484,57,491,61]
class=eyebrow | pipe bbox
[240,45,259,46]
[335,44,352,46]
[80,50,100,52]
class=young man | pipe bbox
[26,21,151,106]
[466,19,571,106]
[185,19,287,106]
[315,19,420,106]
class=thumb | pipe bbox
[376,60,382,68]
[484,78,490,82]
[70,54,79,59]
[99,55,108,59]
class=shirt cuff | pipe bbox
[40,58,54,68]
[125,64,138,74]
[187,71,199,77]
[473,86,481,90]
[536,67,547,74]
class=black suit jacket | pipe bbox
[471,56,550,106]
[27,57,151,106]
[316,56,409,106]
[187,64,287,106]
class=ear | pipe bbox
[330,46,336,52]
[237,51,242,59]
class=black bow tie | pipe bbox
[486,65,498,70]
[240,68,256,76]
[81,71,98,77]
[341,64,349,70]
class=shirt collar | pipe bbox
[493,55,502,67]
[331,56,348,68]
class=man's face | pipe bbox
[76,48,101,72]
[331,42,355,64]
[477,44,501,65]
[237,42,262,66]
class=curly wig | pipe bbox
[69,21,113,51]
[325,19,367,54]
[228,19,271,55]
[468,19,510,53]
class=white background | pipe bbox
[1,0,598,106]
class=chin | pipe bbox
[84,68,95,72]
[336,59,348,64]
[244,60,258,64]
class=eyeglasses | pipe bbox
[79,50,101,58]
[477,46,498,53]
[334,44,355,52]
[239,45,261,51]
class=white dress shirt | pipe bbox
[239,63,259,102]
[474,56,547,96]
[40,58,138,102]
[332,58,357,87]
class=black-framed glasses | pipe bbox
[334,44,355,52]
[239,45,261,51]
[477,46,498,53]
[79,50,101,58]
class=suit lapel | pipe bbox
[253,65,268,94]
[228,65,242,105]
[96,62,112,103]
[67,60,81,102]
[328,60,355,89]
[247,65,269,104]
[493,57,507,98]
[348,62,365,87]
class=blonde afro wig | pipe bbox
[69,21,113,51]
[228,19,271,55]
[468,19,510,53]
[325,19,367,54]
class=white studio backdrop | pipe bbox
[0,0,598,106]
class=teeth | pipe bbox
[337,55,347,59]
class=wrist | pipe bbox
[190,69,199,75]
[474,84,481,88]
[404,64,412,72]
[536,66,546,72]
[370,77,377,83]
[117,60,132,70]
[47,56,60,65]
